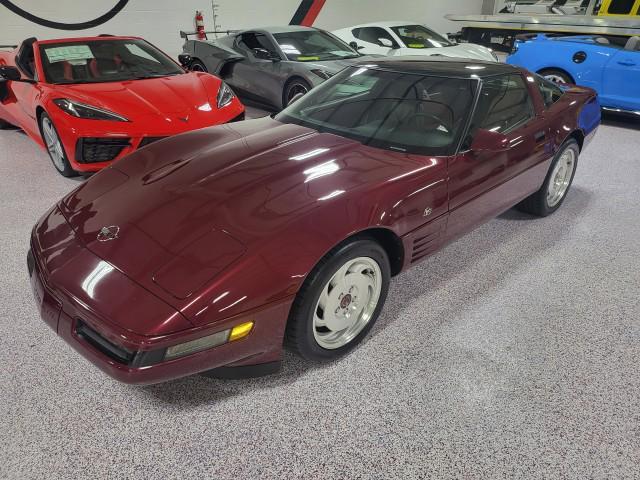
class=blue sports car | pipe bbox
[507,34,640,116]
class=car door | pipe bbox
[446,73,552,241]
[351,27,399,55]
[227,31,285,107]
[601,44,640,111]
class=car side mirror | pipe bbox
[177,54,192,68]
[378,38,394,48]
[470,128,510,152]
[0,66,21,82]
[254,48,280,62]
[349,41,365,51]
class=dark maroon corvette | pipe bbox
[28,58,600,384]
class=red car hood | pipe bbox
[52,72,221,121]
[59,117,416,303]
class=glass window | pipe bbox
[39,39,183,84]
[469,74,534,136]
[607,0,636,14]
[238,33,278,55]
[352,27,400,48]
[276,66,478,156]
[273,30,359,61]
[534,74,564,108]
[390,25,454,48]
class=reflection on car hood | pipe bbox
[52,72,223,120]
[58,116,425,303]
[304,55,382,73]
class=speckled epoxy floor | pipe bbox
[1,110,639,479]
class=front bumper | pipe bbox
[53,101,245,173]
[28,206,290,385]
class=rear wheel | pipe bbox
[285,238,390,361]
[40,112,76,177]
[283,78,311,108]
[189,59,208,72]
[539,68,573,85]
[517,138,579,217]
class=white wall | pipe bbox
[0,0,484,58]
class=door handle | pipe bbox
[534,130,546,142]
[618,60,637,66]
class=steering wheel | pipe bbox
[397,111,452,133]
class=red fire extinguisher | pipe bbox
[195,10,206,40]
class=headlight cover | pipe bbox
[53,99,129,122]
[217,82,235,108]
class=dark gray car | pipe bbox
[180,25,378,110]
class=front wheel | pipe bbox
[285,238,390,361]
[283,78,311,108]
[517,138,579,217]
[40,112,76,177]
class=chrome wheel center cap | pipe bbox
[340,293,352,309]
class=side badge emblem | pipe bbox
[97,226,119,242]
[423,207,433,217]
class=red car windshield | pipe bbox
[39,39,183,84]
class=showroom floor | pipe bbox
[2,108,639,479]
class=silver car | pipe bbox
[179,25,378,111]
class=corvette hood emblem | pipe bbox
[97,226,119,242]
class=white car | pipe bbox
[332,21,498,62]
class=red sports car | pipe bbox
[28,58,600,384]
[0,36,244,176]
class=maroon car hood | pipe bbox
[54,72,219,121]
[59,117,413,302]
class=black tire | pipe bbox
[39,112,76,177]
[189,59,208,72]
[539,68,573,85]
[285,237,391,361]
[517,138,579,217]
[283,77,311,108]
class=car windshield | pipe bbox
[390,25,454,48]
[273,30,360,61]
[276,66,477,156]
[39,39,184,84]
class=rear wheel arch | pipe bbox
[538,67,575,84]
[568,129,585,151]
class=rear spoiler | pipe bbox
[180,30,239,40]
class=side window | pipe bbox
[470,74,535,136]
[352,27,399,48]
[535,75,564,108]
[238,33,277,55]
[16,42,36,78]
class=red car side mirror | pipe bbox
[0,66,21,82]
[470,128,509,153]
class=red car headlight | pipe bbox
[53,98,130,122]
